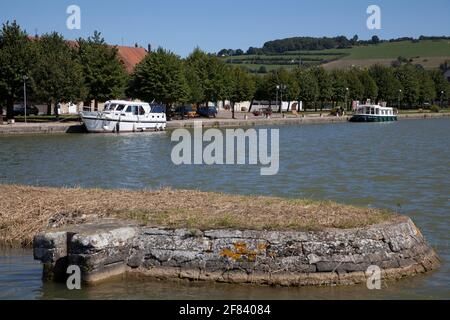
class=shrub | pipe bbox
[430,105,440,113]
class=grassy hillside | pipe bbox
[222,40,450,72]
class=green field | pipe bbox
[222,40,450,72]
[318,40,450,60]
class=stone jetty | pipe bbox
[33,216,440,286]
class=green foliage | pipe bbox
[417,68,436,104]
[0,21,35,119]
[330,69,349,103]
[293,68,319,107]
[185,48,231,104]
[358,70,378,102]
[31,32,85,112]
[128,47,187,106]
[77,31,128,106]
[369,64,403,104]
[393,65,420,106]
[429,105,440,113]
[229,67,255,103]
[262,36,352,53]
[429,70,450,101]
[344,70,364,102]
[311,67,332,104]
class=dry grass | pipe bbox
[0,184,397,247]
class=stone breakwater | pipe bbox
[33,217,439,286]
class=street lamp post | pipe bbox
[23,75,28,124]
[398,89,402,110]
[440,91,445,109]
[279,84,286,114]
[345,87,349,111]
[276,85,280,114]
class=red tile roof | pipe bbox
[28,36,147,73]
[116,46,147,73]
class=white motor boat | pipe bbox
[80,100,167,133]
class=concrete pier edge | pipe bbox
[1,112,449,134]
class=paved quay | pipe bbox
[0,112,449,134]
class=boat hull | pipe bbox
[81,113,166,133]
[349,115,398,122]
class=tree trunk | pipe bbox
[231,101,235,119]
[94,100,98,111]
[287,101,291,112]
[54,103,60,121]
[248,99,254,112]
[6,96,14,121]
[47,103,52,116]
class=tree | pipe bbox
[185,48,230,107]
[77,31,128,110]
[330,69,349,106]
[429,70,450,103]
[416,68,436,106]
[264,69,287,112]
[128,47,188,112]
[358,70,378,102]
[311,67,332,110]
[293,68,318,110]
[371,35,380,44]
[252,74,272,110]
[229,67,255,119]
[32,32,85,118]
[0,21,35,121]
[394,65,420,107]
[345,69,364,108]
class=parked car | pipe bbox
[197,106,217,118]
[169,106,196,120]
[13,105,39,116]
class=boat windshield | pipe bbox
[104,103,117,111]
[116,105,126,111]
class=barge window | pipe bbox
[125,105,139,115]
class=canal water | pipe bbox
[0,118,448,299]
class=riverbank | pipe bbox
[1,112,449,134]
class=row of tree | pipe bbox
[0,21,127,120]
[130,48,450,113]
[1,21,449,121]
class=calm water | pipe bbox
[0,118,448,299]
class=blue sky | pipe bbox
[1,0,449,56]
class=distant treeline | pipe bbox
[217,35,450,56]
